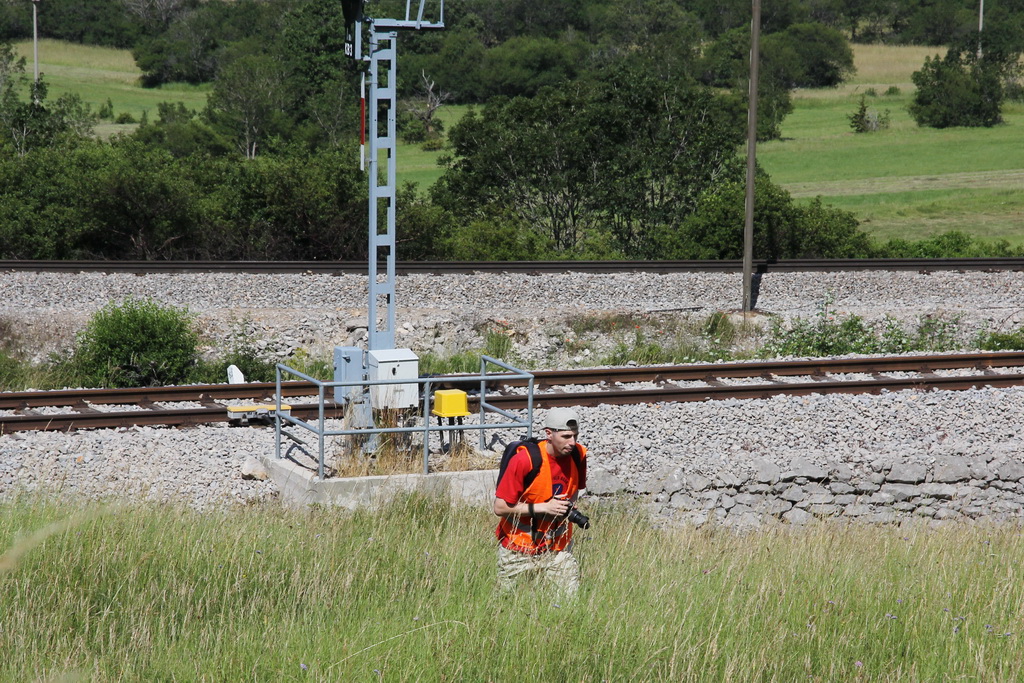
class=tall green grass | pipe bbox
[2,495,1023,680]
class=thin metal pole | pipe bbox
[742,0,761,314]
[32,0,40,100]
[977,0,984,60]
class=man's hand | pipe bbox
[538,497,570,518]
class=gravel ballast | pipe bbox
[3,269,1024,522]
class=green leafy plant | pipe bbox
[977,326,1024,351]
[761,296,964,358]
[418,325,521,375]
[68,298,199,388]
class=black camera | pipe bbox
[567,506,590,529]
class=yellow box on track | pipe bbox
[431,389,469,418]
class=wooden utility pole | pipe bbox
[742,0,761,313]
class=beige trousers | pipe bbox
[496,545,580,597]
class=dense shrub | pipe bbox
[909,52,1004,128]
[665,179,872,260]
[771,23,855,88]
[69,298,200,388]
[0,142,368,261]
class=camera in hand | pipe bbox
[567,506,590,529]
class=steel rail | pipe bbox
[0,382,317,410]
[3,258,1024,274]
[0,403,347,433]
[481,372,1024,408]
[4,352,1024,433]
[6,351,1024,411]
[441,351,1024,388]
[3,369,1022,433]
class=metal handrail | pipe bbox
[274,356,534,479]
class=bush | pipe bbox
[70,298,199,388]
[667,179,872,259]
[771,23,855,88]
[190,325,278,385]
[0,349,24,389]
[909,52,1004,128]
[98,98,114,120]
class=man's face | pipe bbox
[546,427,578,456]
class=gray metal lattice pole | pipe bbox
[366,26,399,352]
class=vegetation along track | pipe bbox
[3,258,1024,275]
[3,352,1024,434]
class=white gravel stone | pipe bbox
[3,269,1024,512]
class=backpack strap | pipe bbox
[520,440,543,489]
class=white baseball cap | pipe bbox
[543,407,580,431]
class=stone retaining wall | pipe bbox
[587,455,1024,528]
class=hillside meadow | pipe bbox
[12,39,1024,247]
[3,494,1024,680]
[758,44,1024,246]
[13,39,209,135]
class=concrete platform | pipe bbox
[260,453,498,509]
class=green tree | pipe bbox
[698,27,795,140]
[0,76,94,158]
[201,148,366,260]
[476,35,589,100]
[82,139,203,259]
[909,50,1004,128]
[131,101,232,158]
[434,92,602,253]
[205,54,290,158]
[665,177,871,259]
[0,141,107,259]
[434,66,747,259]
[771,22,854,87]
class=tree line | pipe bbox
[0,0,1022,261]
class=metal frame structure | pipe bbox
[360,3,445,351]
[275,357,533,479]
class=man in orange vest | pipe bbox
[494,407,588,596]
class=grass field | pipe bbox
[13,39,210,133]
[12,39,1022,246]
[3,494,1024,680]
[758,44,1024,246]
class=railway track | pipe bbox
[3,352,1024,434]
[3,258,1024,275]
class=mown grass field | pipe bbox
[3,495,1024,681]
[758,44,1024,246]
[13,39,209,135]
[13,39,1023,245]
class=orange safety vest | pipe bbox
[497,441,585,555]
